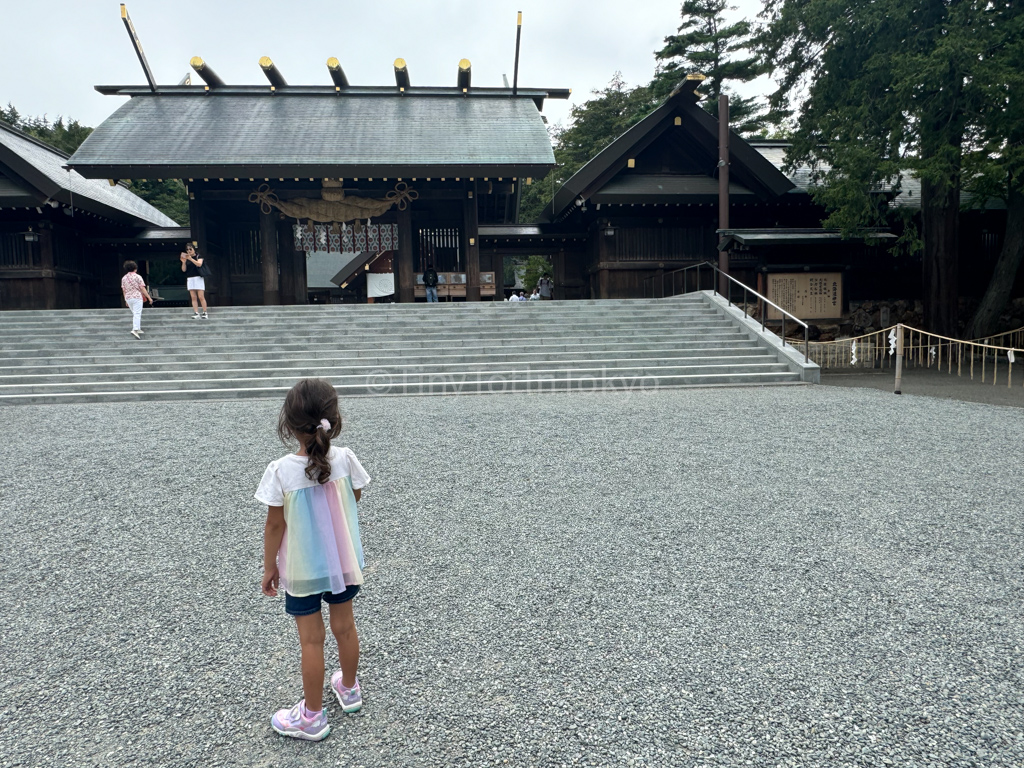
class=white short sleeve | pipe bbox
[254,462,284,506]
[343,448,371,489]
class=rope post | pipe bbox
[894,323,904,395]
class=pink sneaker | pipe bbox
[331,672,363,713]
[271,699,330,741]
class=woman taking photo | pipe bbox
[180,243,210,319]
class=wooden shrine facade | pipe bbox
[67,62,569,305]
[514,79,1013,312]
[0,121,180,310]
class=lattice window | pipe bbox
[0,233,36,269]
[226,224,261,276]
[417,226,462,272]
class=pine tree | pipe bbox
[652,0,765,135]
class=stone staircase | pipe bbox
[0,293,816,404]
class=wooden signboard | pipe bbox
[766,272,843,320]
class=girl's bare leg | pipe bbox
[294,612,326,711]
[189,290,199,314]
[197,289,208,312]
[328,600,359,687]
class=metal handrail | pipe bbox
[643,261,809,363]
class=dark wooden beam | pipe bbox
[190,57,224,87]
[327,58,350,88]
[120,5,157,92]
[396,204,414,302]
[463,181,480,301]
[259,57,287,89]
[394,58,411,90]
[457,59,471,90]
[38,228,57,309]
[260,209,280,304]
[277,219,296,304]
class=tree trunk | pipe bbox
[920,176,960,336]
[965,184,1024,339]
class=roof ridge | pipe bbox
[0,118,72,160]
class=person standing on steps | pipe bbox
[538,273,554,301]
[180,243,210,319]
[423,262,439,303]
[121,260,153,340]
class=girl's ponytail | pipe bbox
[277,379,343,484]
[307,418,338,484]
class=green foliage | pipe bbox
[1,103,189,226]
[124,179,190,227]
[521,255,552,292]
[757,0,1008,332]
[1,103,92,155]
[519,74,657,222]
[148,258,186,286]
[652,0,766,135]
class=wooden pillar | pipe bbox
[38,228,57,309]
[464,181,481,301]
[189,186,230,305]
[277,219,296,305]
[598,268,610,299]
[397,205,414,303]
[260,209,280,305]
[717,94,731,296]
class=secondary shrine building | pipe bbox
[67,61,569,305]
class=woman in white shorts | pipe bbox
[180,243,209,319]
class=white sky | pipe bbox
[0,0,768,133]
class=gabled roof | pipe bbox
[0,120,177,227]
[545,87,795,221]
[67,91,559,180]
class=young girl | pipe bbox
[120,260,153,339]
[255,378,370,741]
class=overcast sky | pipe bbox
[1,0,768,132]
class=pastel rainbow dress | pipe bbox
[256,447,370,597]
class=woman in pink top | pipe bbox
[120,260,153,340]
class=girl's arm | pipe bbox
[192,257,204,266]
[354,488,361,502]
[180,255,187,272]
[261,505,286,596]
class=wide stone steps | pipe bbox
[0,295,808,403]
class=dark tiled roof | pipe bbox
[68,94,556,178]
[0,121,177,226]
[546,91,794,221]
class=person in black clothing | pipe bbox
[180,243,209,319]
[423,263,439,303]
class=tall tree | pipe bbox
[758,0,989,336]
[962,3,1024,338]
[519,74,657,222]
[652,0,765,135]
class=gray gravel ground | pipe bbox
[2,385,1023,768]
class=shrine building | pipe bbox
[0,120,182,310]
[66,56,569,306]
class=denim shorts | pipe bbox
[285,584,361,616]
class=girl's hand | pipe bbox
[261,566,280,597]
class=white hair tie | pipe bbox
[317,418,331,431]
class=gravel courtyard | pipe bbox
[2,385,1023,768]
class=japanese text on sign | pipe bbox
[766,272,843,320]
